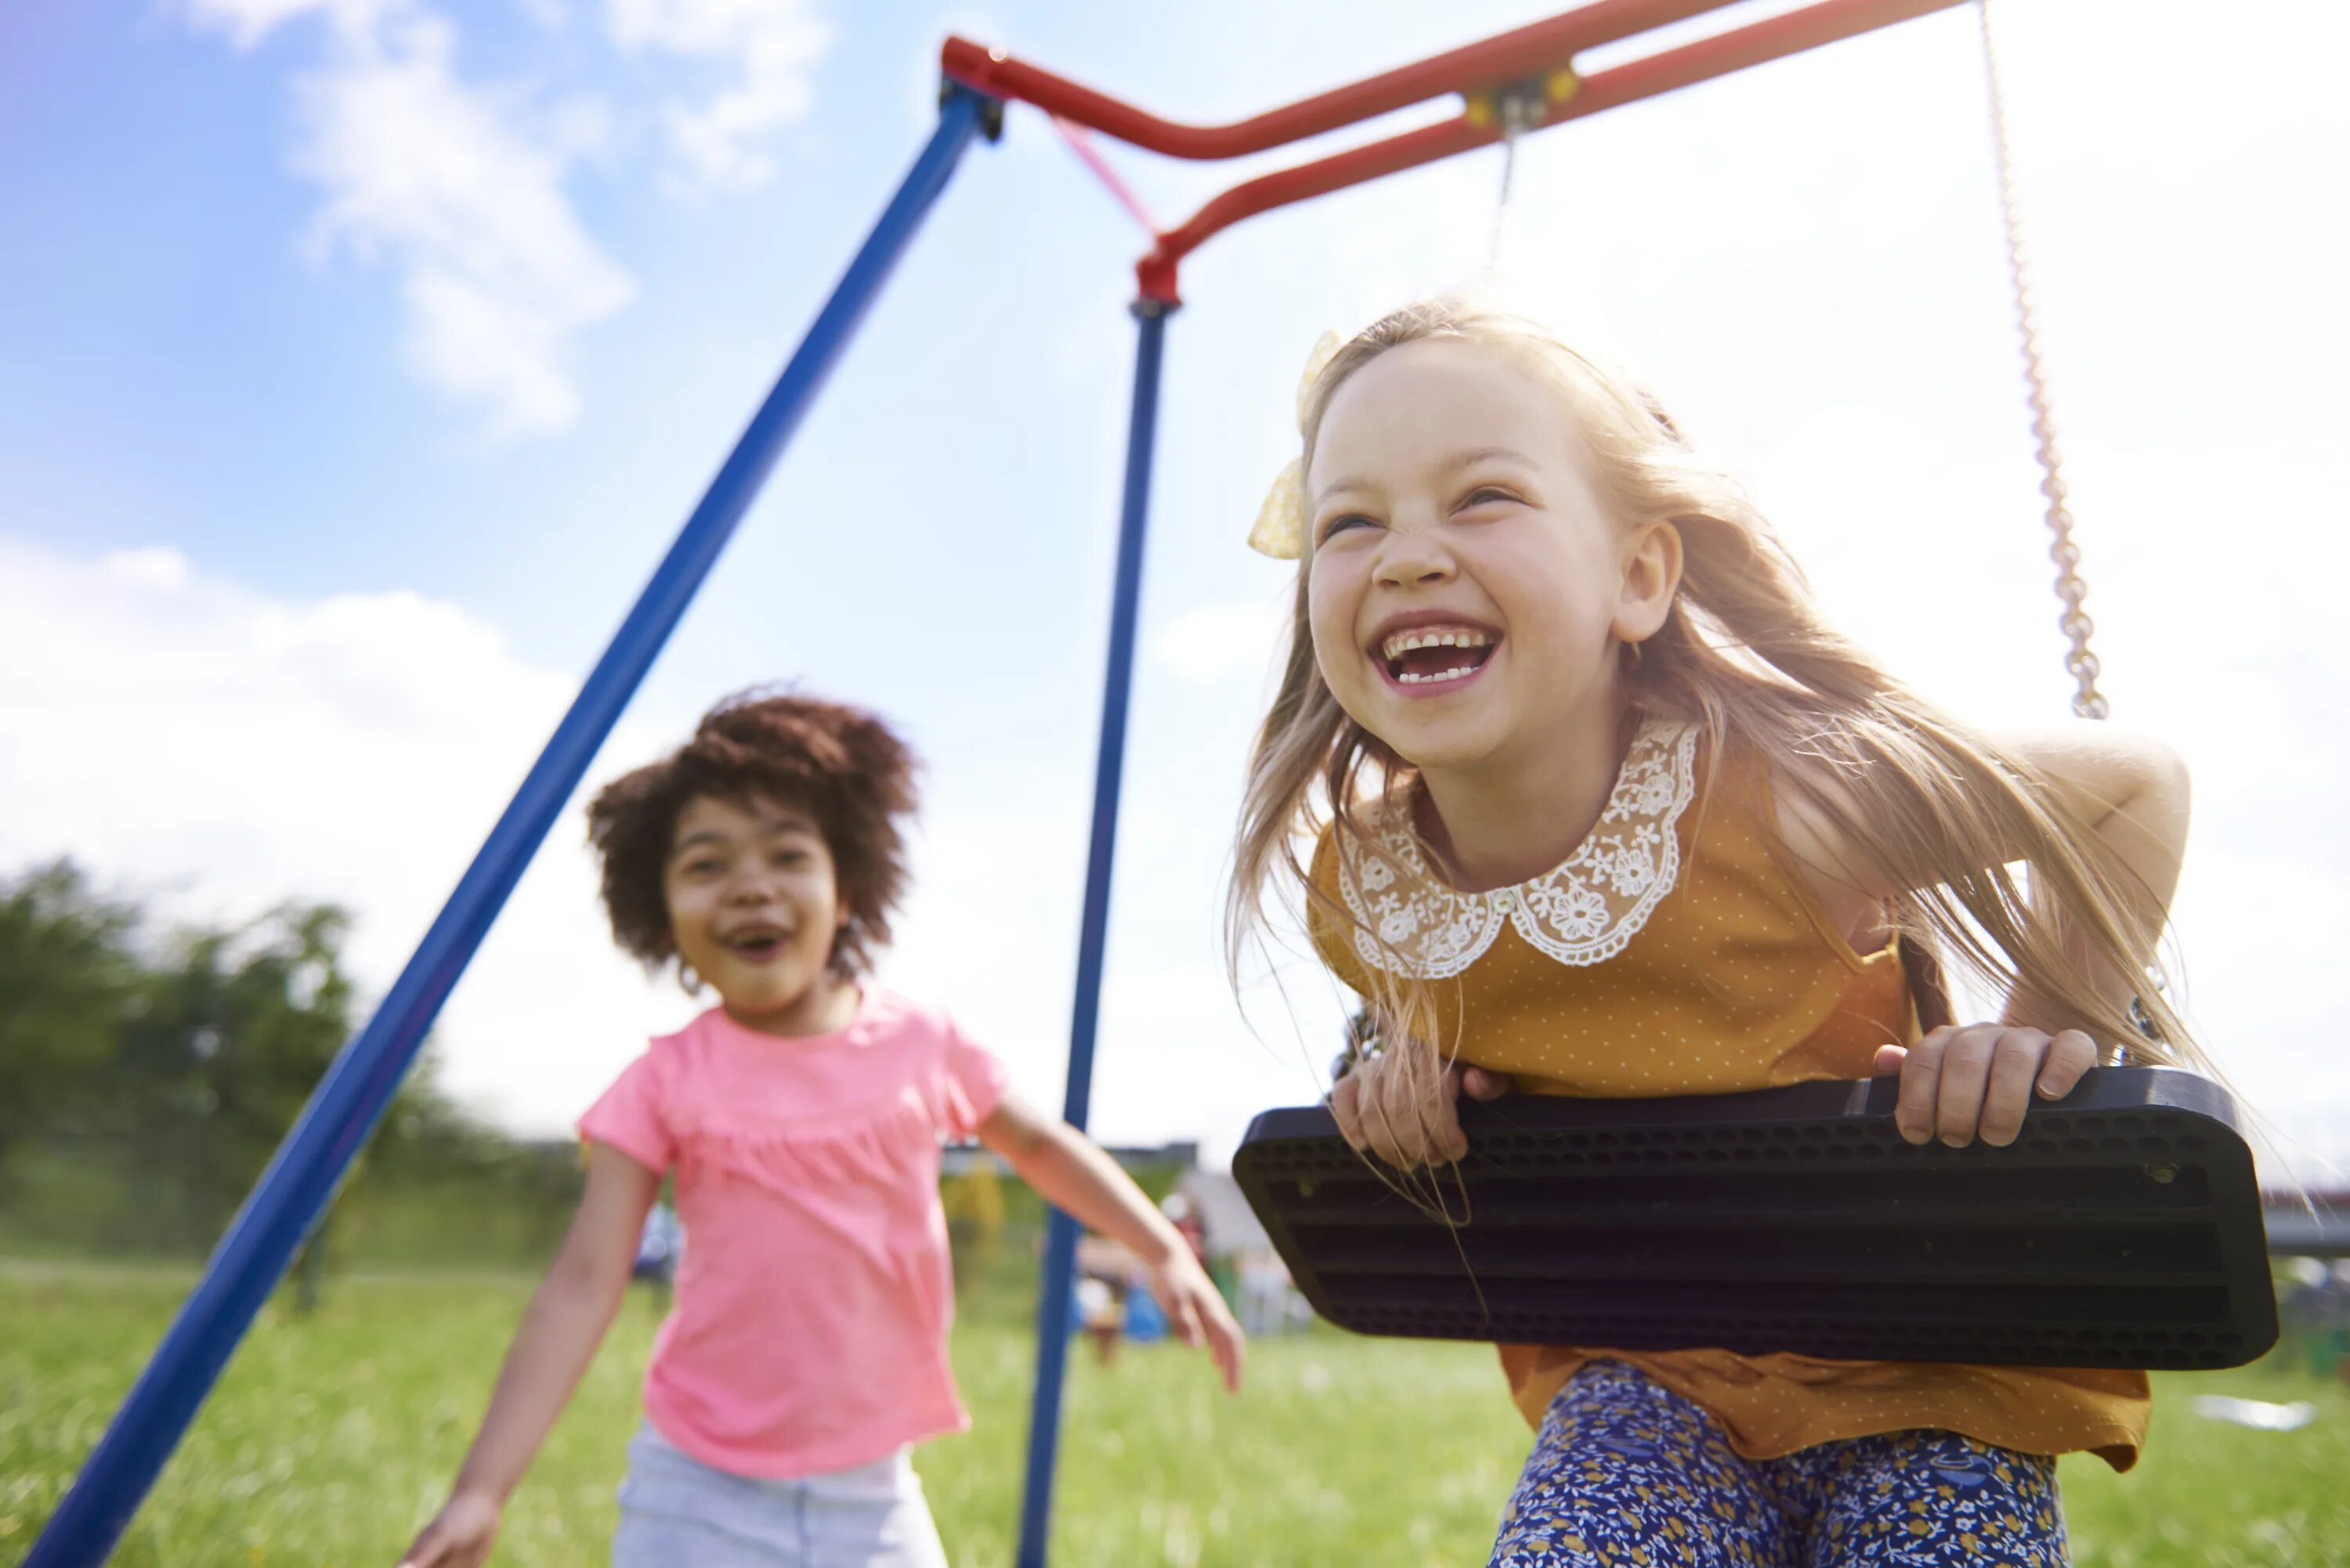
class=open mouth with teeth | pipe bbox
[1379,625,1499,688]
[722,927,791,963]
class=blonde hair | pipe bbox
[1228,298,2208,1076]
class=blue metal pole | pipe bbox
[27,88,996,1568]
[1014,296,1173,1568]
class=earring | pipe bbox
[1622,637,1645,665]
[678,963,703,997]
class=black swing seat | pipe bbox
[1234,1068,2278,1371]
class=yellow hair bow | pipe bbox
[1247,329,1345,561]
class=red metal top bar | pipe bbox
[1141,0,1966,298]
[942,0,1744,161]
[943,0,1969,302]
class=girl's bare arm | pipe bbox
[396,1145,660,1567]
[1781,724,2193,1147]
[1776,724,2188,935]
[1994,724,2191,1010]
[977,1094,1245,1391]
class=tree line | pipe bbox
[0,859,578,1266]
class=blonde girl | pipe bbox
[1231,300,2199,1566]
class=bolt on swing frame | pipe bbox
[27,2,1965,1563]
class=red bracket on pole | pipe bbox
[942,0,1965,303]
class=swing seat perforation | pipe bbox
[1234,1068,2278,1369]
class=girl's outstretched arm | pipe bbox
[977,1095,1246,1392]
[1992,724,2193,1008]
[396,1144,660,1568]
[1777,723,2190,944]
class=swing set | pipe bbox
[31,2,2274,1564]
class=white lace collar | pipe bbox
[1336,718,1698,979]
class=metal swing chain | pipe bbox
[1982,0,2172,1053]
[1978,0,2109,721]
[1485,81,1548,274]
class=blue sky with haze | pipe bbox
[3,0,2344,1176]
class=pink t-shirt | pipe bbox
[578,988,1009,1479]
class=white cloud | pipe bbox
[186,0,367,48]
[608,0,832,193]
[18,284,1294,1163]
[0,540,1321,1157]
[0,538,681,1135]
[297,9,634,435]
[188,0,635,436]
[1152,596,1289,685]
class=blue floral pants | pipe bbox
[1491,1362,2067,1566]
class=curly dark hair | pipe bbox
[585,689,920,979]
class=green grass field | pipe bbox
[4,1262,2346,1567]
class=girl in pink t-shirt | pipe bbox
[398,692,1243,1568]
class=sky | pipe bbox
[2,0,2345,1180]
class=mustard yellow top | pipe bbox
[1308,717,2149,1470]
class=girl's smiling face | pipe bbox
[663,794,851,1034]
[1306,338,1667,775]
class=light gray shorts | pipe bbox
[612,1423,949,1568]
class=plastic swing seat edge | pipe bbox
[1235,1067,2280,1370]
